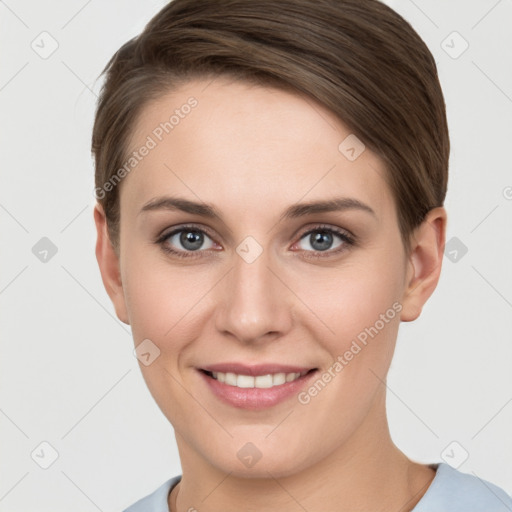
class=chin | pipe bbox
[206,440,316,480]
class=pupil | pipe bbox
[311,231,332,251]
[180,231,203,251]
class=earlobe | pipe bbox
[93,204,130,325]
[400,207,447,323]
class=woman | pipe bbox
[91,1,512,511]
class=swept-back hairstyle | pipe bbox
[92,0,449,255]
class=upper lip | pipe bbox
[199,363,317,376]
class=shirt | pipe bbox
[122,462,512,512]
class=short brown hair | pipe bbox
[92,0,449,255]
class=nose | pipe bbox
[214,244,293,345]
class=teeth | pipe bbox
[272,372,286,386]
[286,372,298,382]
[209,370,307,388]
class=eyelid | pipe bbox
[157,222,218,242]
[294,223,355,242]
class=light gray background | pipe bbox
[1,1,511,510]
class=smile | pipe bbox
[198,365,318,410]
[207,370,310,388]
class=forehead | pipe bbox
[121,77,394,222]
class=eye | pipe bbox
[292,225,354,257]
[156,225,218,258]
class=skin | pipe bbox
[94,76,447,512]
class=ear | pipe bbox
[400,206,447,322]
[93,203,130,325]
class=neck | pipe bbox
[169,388,436,512]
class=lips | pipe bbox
[197,362,318,410]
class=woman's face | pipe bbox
[102,76,422,477]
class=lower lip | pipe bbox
[198,370,318,410]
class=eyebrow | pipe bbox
[139,196,376,221]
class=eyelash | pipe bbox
[155,223,356,260]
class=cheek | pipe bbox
[290,251,404,418]
[288,264,402,435]
[121,253,204,425]
[122,247,207,344]
[296,255,404,351]
[121,251,217,414]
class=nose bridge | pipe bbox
[215,238,292,343]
